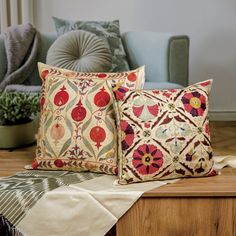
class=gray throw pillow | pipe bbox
[52,16,130,72]
[46,30,112,72]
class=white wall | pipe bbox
[34,0,236,118]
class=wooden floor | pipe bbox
[0,121,236,177]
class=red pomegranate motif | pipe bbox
[54,86,69,106]
[50,123,65,141]
[71,100,87,122]
[127,72,137,82]
[40,96,45,109]
[94,87,110,107]
[41,70,49,80]
[90,126,106,149]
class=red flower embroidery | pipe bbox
[32,159,39,169]
[181,91,206,117]
[132,144,163,175]
[41,70,49,80]
[120,120,134,150]
[112,84,129,101]
[144,122,151,128]
[205,122,210,135]
[200,80,211,87]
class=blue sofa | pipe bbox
[0,31,189,89]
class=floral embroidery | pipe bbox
[112,79,215,184]
[132,144,163,175]
[120,120,134,150]
[132,96,159,121]
[181,91,206,117]
[205,122,210,135]
[112,83,129,101]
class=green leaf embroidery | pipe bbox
[68,80,78,93]
[98,139,114,159]
[59,138,72,156]
[82,137,96,158]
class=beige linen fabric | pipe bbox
[18,175,168,236]
[213,155,236,169]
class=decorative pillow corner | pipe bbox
[112,79,216,184]
[52,16,130,72]
[46,30,112,73]
[30,63,145,175]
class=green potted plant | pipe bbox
[0,92,40,149]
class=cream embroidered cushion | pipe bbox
[31,63,145,174]
[112,80,216,184]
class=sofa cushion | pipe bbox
[122,32,189,86]
[111,80,216,184]
[31,63,145,175]
[46,30,112,72]
[144,82,183,90]
[52,17,130,72]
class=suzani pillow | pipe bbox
[112,80,216,184]
[30,63,145,175]
[52,17,130,72]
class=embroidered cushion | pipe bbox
[112,80,216,184]
[46,30,112,72]
[31,63,144,175]
[52,17,130,72]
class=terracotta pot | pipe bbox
[0,119,39,149]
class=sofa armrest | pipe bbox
[168,36,189,87]
[122,32,189,87]
[29,32,57,85]
[0,35,7,84]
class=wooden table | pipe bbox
[0,145,236,236]
[116,168,236,236]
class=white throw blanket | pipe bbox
[17,175,169,236]
[213,155,236,169]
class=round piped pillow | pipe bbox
[46,30,112,72]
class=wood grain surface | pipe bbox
[116,197,236,236]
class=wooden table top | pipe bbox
[0,145,236,197]
[144,167,236,197]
